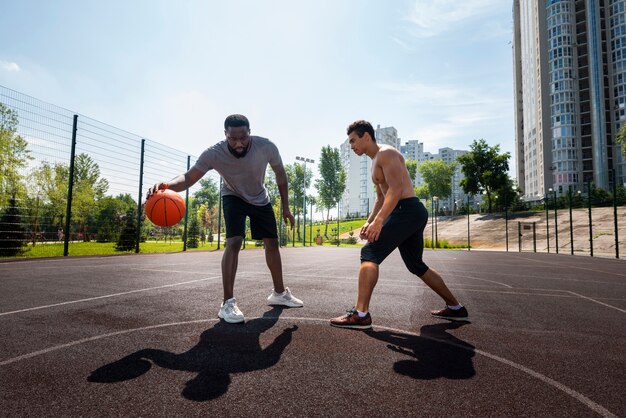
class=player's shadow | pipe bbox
[88,306,296,401]
[365,322,475,380]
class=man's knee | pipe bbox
[225,236,243,251]
[263,238,279,251]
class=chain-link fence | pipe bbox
[424,190,625,259]
[1,84,624,259]
[0,85,223,258]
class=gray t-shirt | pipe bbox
[192,136,282,206]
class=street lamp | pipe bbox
[296,156,314,247]
[433,196,439,248]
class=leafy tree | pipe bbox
[0,196,27,256]
[71,154,110,241]
[264,168,280,206]
[405,159,418,185]
[418,160,457,200]
[314,146,346,238]
[458,139,510,213]
[616,123,626,156]
[193,177,219,210]
[286,162,313,241]
[116,207,137,251]
[0,103,32,207]
[186,210,200,248]
[30,161,69,230]
[96,194,135,242]
[414,185,430,200]
[493,177,521,212]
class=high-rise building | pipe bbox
[513,0,626,201]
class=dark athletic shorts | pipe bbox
[222,195,278,240]
[360,197,429,276]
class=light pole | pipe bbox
[433,196,439,248]
[296,156,314,247]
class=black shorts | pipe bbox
[360,197,429,276]
[222,195,278,240]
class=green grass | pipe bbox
[3,219,466,260]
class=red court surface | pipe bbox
[1,248,625,417]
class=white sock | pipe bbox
[357,310,368,318]
[447,304,463,310]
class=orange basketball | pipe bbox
[145,189,186,227]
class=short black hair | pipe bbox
[224,114,250,130]
[347,120,376,143]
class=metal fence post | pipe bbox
[613,169,619,259]
[135,139,145,253]
[467,195,470,251]
[518,222,521,252]
[553,191,559,254]
[533,222,537,252]
[217,177,222,250]
[183,156,190,251]
[505,193,509,252]
[587,181,593,257]
[568,186,573,255]
[63,114,78,257]
[545,193,550,253]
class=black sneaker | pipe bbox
[430,306,469,322]
[330,308,372,329]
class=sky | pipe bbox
[0,0,516,174]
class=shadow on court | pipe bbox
[88,306,296,401]
[366,322,475,380]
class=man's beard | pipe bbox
[227,143,250,158]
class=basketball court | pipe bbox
[1,248,624,416]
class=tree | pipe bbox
[616,123,626,157]
[0,196,27,256]
[285,162,313,241]
[186,210,200,248]
[0,103,32,207]
[116,207,137,251]
[71,154,110,241]
[405,159,418,185]
[193,178,219,210]
[315,146,346,238]
[458,139,510,213]
[418,160,457,200]
[96,194,135,242]
[264,168,280,206]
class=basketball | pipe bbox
[145,189,186,227]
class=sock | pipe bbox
[447,304,463,310]
[357,310,368,318]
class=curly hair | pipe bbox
[347,120,375,142]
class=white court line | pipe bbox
[567,291,626,315]
[441,269,626,285]
[509,255,626,278]
[0,276,221,317]
[0,317,616,418]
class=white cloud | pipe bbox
[406,0,502,38]
[0,61,20,72]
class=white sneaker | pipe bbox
[267,287,303,308]
[218,298,245,323]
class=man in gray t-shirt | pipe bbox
[147,114,303,323]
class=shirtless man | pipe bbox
[330,120,468,329]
